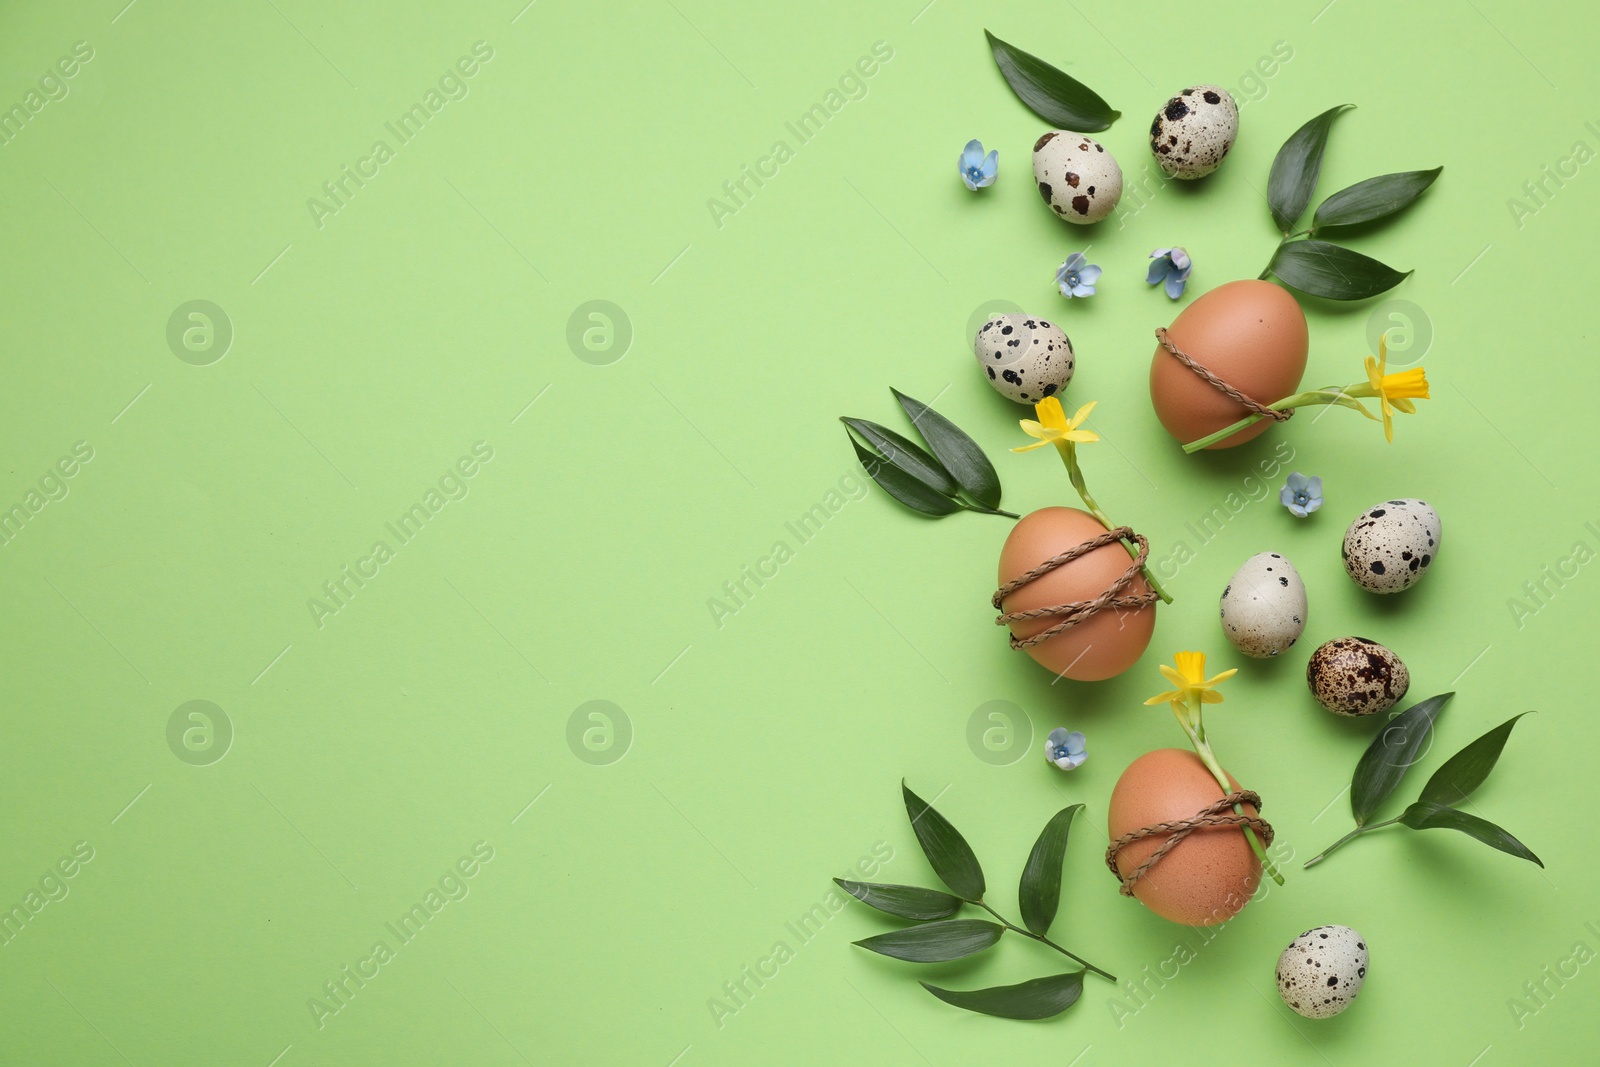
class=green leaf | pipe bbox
[1267,239,1411,301]
[1018,804,1082,936]
[1417,713,1533,809]
[1351,693,1453,827]
[1399,802,1543,867]
[841,417,957,496]
[902,781,985,899]
[983,30,1119,133]
[1313,167,1443,230]
[920,971,1084,1020]
[849,437,960,516]
[832,879,962,922]
[1268,104,1352,232]
[890,389,1003,511]
[853,919,1003,962]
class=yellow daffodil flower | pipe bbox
[1358,335,1430,443]
[1143,650,1237,714]
[1012,397,1099,454]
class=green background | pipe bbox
[0,0,1594,1063]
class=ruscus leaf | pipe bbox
[833,879,962,922]
[853,919,1003,962]
[841,417,957,496]
[1351,693,1453,826]
[1399,802,1543,867]
[1268,104,1352,232]
[1313,167,1443,230]
[848,437,960,516]
[902,781,985,899]
[920,971,1085,1020]
[1018,804,1082,936]
[1267,239,1411,300]
[890,389,1003,510]
[1417,713,1533,809]
[984,30,1119,133]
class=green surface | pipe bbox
[0,1,1594,1063]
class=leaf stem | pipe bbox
[970,899,1116,982]
[1259,232,1311,280]
[1303,818,1400,869]
[1059,442,1174,604]
[963,501,1021,519]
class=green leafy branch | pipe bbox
[1304,694,1543,869]
[835,782,1114,1021]
[842,389,1017,518]
[1259,104,1442,300]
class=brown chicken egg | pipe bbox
[1149,279,1308,449]
[1107,748,1262,925]
[996,507,1155,681]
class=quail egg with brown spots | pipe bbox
[1032,131,1122,224]
[1219,552,1306,658]
[1342,499,1441,594]
[1149,85,1239,179]
[973,313,1076,404]
[1277,925,1368,1019]
[1305,636,1409,716]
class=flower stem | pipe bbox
[1179,388,1361,454]
[971,900,1116,982]
[1303,818,1400,869]
[1175,703,1285,886]
[1060,443,1174,604]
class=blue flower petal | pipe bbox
[1307,476,1323,497]
[1146,259,1169,285]
[1169,247,1191,272]
[1279,486,1297,507]
[981,149,999,178]
[1288,503,1308,518]
[1065,251,1085,272]
[1078,264,1102,284]
[1285,471,1309,493]
[1164,273,1187,299]
[1072,282,1096,298]
[961,139,985,169]
[1064,730,1087,755]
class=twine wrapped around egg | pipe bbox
[992,526,1159,649]
[1105,790,1275,896]
[1154,327,1293,422]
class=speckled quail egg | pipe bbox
[1342,499,1441,594]
[973,313,1075,404]
[1032,131,1122,224]
[1219,552,1306,658]
[1306,637,1409,716]
[1277,925,1368,1019]
[1149,85,1239,180]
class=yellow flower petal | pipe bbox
[1146,651,1235,711]
[1034,396,1068,431]
[1011,439,1053,453]
[1066,400,1097,430]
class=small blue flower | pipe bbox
[959,139,998,190]
[1279,471,1324,518]
[1045,727,1088,771]
[1146,247,1193,300]
[1056,252,1101,299]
